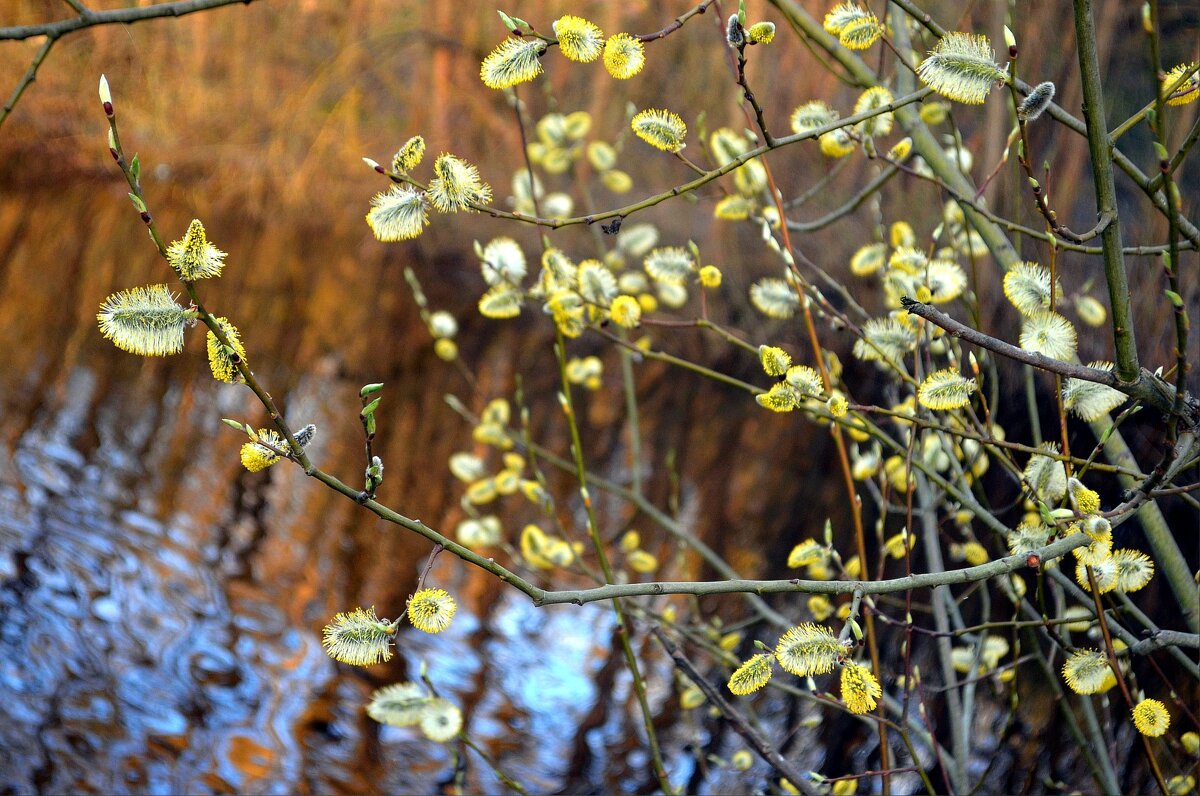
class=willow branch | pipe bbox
[786,163,899,233]
[379,88,932,229]
[0,0,260,40]
[0,36,56,132]
[635,0,717,43]
[533,534,1089,606]
[900,298,1195,424]
[1127,630,1200,655]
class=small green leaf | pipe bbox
[221,418,246,432]
[128,192,146,213]
[360,382,384,397]
[1153,142,1169,161]
[130,153,141,182]
[1165,289,1183,307]
[362,397,382,416]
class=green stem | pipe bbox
[1024,365,1043,447]
[551,330,672,793]
[460,736,528,795]
[1148,109,1200,191]
[1111,62,1200,142]
[1071,0,1138,380]
[618,339,643,497]
[1146,0,1190,440]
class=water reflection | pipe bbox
[0,361,664,793]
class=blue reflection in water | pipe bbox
[490,596,609,727]
[0,368,339,792]
[0,365,648,794]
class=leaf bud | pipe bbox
[99,74,113,117]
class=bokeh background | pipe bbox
[0,0,1196,793]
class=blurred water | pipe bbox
[0,363,657,794]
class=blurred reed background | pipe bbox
[0,0,1195,792]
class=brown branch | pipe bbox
[900,298,1195,424]
[636,0,718,42]
[0,36,55,132]
[0,0,259,40]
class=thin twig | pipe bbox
[636,0,717,42]
[0,0,261,40]
[0,36,56,132]
[652,628,819,796]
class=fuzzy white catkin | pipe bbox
[1019,81,1056,122]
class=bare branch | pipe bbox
[533,533,1090,607]
[0,0,260,41]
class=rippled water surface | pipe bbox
[0,362,653,793]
